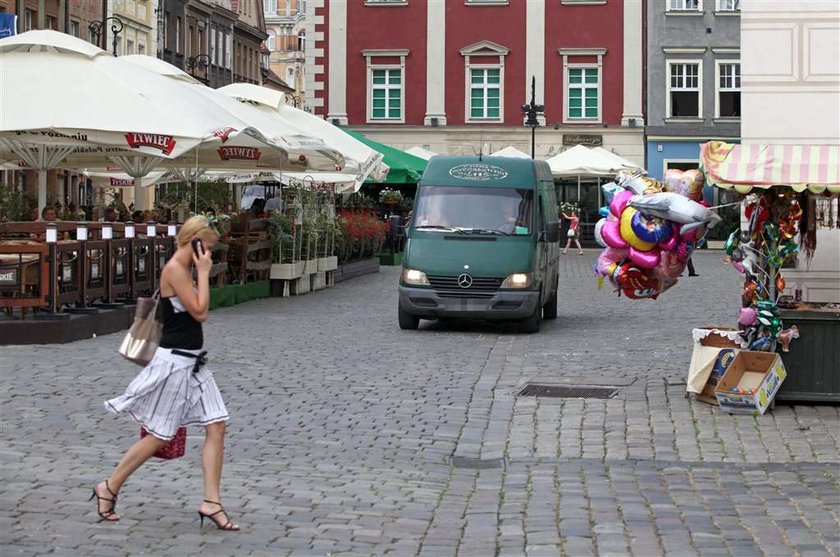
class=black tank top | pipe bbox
[159,295,203,350]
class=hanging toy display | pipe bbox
[723,190,803,353]
[593,169,722,299]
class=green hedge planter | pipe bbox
[210,281,271,311]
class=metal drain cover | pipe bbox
[450,456,505,469]
[517,383,619,399]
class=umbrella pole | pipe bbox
[577,175,581,204]
[38,170,48,215]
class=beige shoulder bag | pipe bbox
[118,290,162,366]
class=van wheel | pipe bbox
[398,304,420,330]
[543,288,558,320]
[519,302,541,334]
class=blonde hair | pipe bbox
[176,215,220,247]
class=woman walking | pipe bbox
[92,216,238,530]
[562,210,584,255]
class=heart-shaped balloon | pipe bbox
[665,168,705,202]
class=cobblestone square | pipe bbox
[1,250,838,556]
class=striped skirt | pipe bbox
[105,347,229,441]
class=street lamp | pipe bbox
[89,16,125,57]
[287,94,303,108]
[186,53,212,72]
[520,76,545,160]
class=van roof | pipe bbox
[420,155,551,188]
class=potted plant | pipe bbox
[379,188,404,208]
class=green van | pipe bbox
[398,156,561,333]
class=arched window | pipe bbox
[267,30,276,51]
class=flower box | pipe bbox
[270,262,305,280]
[318,256,338,272]
[304,258,318,275]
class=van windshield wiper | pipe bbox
[461,228,512,236]
[415,225,467,234]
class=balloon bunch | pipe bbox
[724,190,802,352]
[593,169,722,299]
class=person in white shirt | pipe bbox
[263,190,283,214]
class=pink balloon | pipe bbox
[661,226,680,251]
[628,247,661,269]
[654,251,685,279]
[731,259,745,273]
[610,190,633,218]
[596,247,627,277]
[601,220,628,249]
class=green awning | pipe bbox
[343,129,427,184]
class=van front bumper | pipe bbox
[399,285,539,320]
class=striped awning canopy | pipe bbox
[701,141,840,194]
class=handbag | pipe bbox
[140,426,187,459]
[118,290,162,366]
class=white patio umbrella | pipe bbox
[546,145,637,205]
[490,146,531,159]
[217,83,388,187]
[0,30,284,213]
[591,147,642,172]
[405,146,438,161]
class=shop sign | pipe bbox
[0,266,19,287]
[563,134,603,147]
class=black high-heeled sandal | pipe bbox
[89,480,119,522]
[198,500,240,531]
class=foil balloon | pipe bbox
[664,168,705,202]
[775,276,786,293]
[723,230,740,256]
[613,263,662,299]
[599,206,610,218]
[738,307,758,326]
[628,193,722,228]
[601,181,623,204]
[595,246,626,278]
[654,251,685,280]
[594,218,608,248]
[776,325,800,352]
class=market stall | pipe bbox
[699,141,840,402]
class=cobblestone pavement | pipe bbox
[1,250,838,557]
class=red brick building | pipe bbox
[305,0,644,163]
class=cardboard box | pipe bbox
[696,348,737,405]
[714,351,788,415]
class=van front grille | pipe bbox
[427,275,502,298]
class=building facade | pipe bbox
[264,0,304,103]
[307,0,645,165]
[158,0,266,88]
[646,0,741,180]
[740,0,840,302]
[107,0,156,57]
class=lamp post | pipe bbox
[89,16,125,57]
[521,76,545,160]
[186,54,212,84]
[287,94,303,108]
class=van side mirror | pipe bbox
[544,221,560,242]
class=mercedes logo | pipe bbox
[457,273,473,288]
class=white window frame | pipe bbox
[461,41,509,124]
[264,0,278,13]
[467,66,503,121]
[365,0,409,6]
[209,27,216,64]
[667,0,702,12]
[559,48,606,124]
[24,10,33,31]
[226,34,232,69]
[666,59,703,119]
[715,60,740,119]
[564,65,601,123]
[70,20,80,37]
[716,0,739,11]
[126,39,134,55]
[267,29,276,51]
[368,67,404,122]
[175,16,182,53]
[364,49,408,123]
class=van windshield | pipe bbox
[413,186,534,236]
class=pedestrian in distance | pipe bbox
[562,210,584,255]
[92,215,239,531]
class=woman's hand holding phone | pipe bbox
[191,239,212,275]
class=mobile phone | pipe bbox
[191,239,203,257]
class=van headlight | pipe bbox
[501,272,533,289]
[402,268,430,286]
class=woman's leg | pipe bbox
[562,238,571,254]
[575,239,583,254]
[96,434,169,519]
[199,421,237,528]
